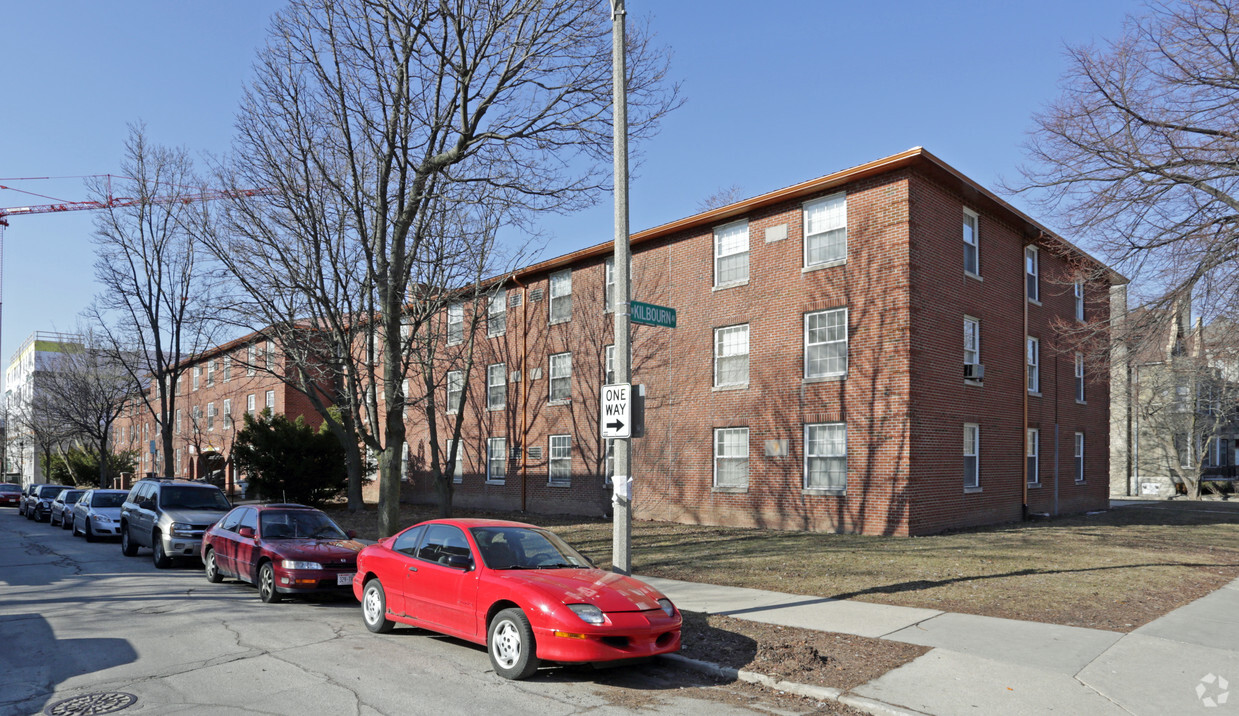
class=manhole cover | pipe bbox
[44,692,137,715]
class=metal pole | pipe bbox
[611,0,632,575]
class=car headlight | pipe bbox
[567,603,605,625]
[281,560,323,570]
[657,598,675,617]
[171,522,195,537]
[92,514,114,524]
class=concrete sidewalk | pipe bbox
[643,574,1239,715]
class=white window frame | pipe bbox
[487,363,506,411]
[1074,280,1085,321]
[549,352,572,403]
[605,344,616,385]
[446,370,463,414]
[207,402,216,432]
[964,316,980,368]
[805,308,848,380]
[246,394,255,414]
[400,441,410,481]
[549,270,572,324]
[192,366,200,391]
[803,193,847,269]
[488,289,506,337]
[265,390,275,410]
[1027,337,1040,394]
[265,340,275,371]
[445,439,464,484]
[207,360,216,386]
[605,257,616,313]
[487,437,506,483]
[1025,245,1040,303]
[223,356,231,382]
[1075,352,1086,403]
[548,434,571,486]
[447,302,464,346]
[964,423,980,489]
[963,207,980,277]
[804,422,847,491]
[1074,432,1085,483]
[247,345,256,376]
[713,219,749,287]
[223,398,232,429]
[713,427,750,489]
[175,409,182,435]
[1027,428,1040,486]
[714,324,750,388]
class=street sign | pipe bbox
[630,300,676,328]
[601,383,632,439]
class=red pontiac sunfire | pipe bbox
[353,518,681,679]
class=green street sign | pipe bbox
[630,300,676,328]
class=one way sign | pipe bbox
[601,383,631,439]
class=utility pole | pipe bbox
[610,0,632,575]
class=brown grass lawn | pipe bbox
[324,499,1239,632]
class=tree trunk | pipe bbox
[435,472,454,518]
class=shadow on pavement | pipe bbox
[0,613,137,716]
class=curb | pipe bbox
[662,653,928,716]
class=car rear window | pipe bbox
[92,492,126,508]
[37,486,66,498]
[0,485,19,493]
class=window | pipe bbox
[446,371,463,413]
[714,427,749,488]
[805,308,848,379]
[400,442,410,480]
[1074,281,1085,321]
[266,340,275,370]
[175,448,182,475]
[964,424,980,489]
[604,439,615,485]
[1075,353,1086,402]
[265,390,275,410]
[549,435,571,486]
[223,356,231,382]
[549,270,572,323]
[192,405,201,428]
[1174,433,1193,467]
[714,324,750,387]
[1027,337,1040,393]
[714,220,749,286]
[487,364,506,410]
[447,302,464,345]
[805,423,847,491]
[1025,246,1039,302]
[1074,432,1085,483]
[488,289,506,337]
[445,439,463,484]
[175,409,182,435]
[207,360,216,386]
[803,193,846,268]
[605,344,616,384]
[963,208,980,276]
[223,398,232,429]
[1207,438,1231,468]
[247,394,255,414]
[605,257,616,313]
[192,367,200,391]
[487,437,506,482]
[1027,428,1039,485]
[207,402,216,432]
[964,317,980,368]
[549,352,572,402]
[247,345,256,376]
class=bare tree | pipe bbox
[1013,0,1239,314]
[89,125,226,478]
[37,328,143,487]
[10,391,76,483]
[696,184,746,212]
[210,0,678,537]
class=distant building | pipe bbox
[4,331,84,485]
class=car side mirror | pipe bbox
[238,526,255,538]
[444,554,473,570]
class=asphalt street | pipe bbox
[0,507,793,716]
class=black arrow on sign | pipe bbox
[606,419,625,431]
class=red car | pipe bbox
[0,483,20,507]
[353,518,681,680]
[202,503,363,603]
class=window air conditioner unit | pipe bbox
[964,363,985,381]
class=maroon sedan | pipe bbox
[202,504,363,603]
[0,483,20,507]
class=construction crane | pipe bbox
[0,176,270,372]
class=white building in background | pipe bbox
[4,331,83,485]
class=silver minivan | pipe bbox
[119,479,232,568]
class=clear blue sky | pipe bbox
[0,0,1137,380]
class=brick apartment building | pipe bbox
[113,332,326,493]
[400,147,1121,536]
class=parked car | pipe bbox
[353,518,682,680]
[50,489,86,529]
[72,489,128,542]
[0,483,21,507]
[17,484,42,517]
[202,504,363,603]
[25,484,68,522]
[119,478,232,568]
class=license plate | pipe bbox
[337,573,355,586]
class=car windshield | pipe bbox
[62,491,84,503]
[92,493,126,508]
[159,486,230,511]
[37,486,66,498]
[470,526,593,570]
[0,485,19,493]
[259,510,347,540]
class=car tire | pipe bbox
[61,515,72,530]
[121,525,138,556]
[84,521,96,543]
[152,534,172,569]
[204,548,223,584]
[361,579,394,633]
[488,608,540,680]
[258,562,282,603]
[50,512,58,527]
